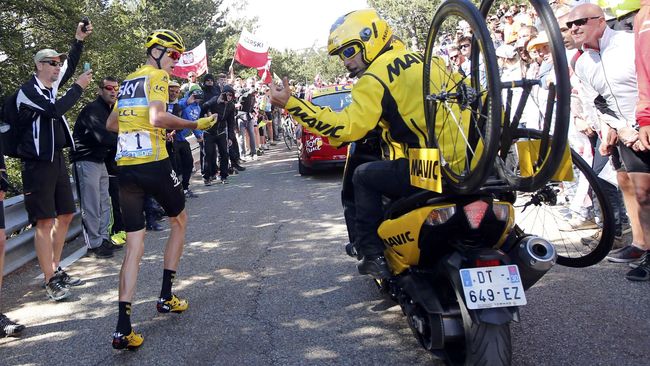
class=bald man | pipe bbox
[558,10,628,252]
[569,3,650,273]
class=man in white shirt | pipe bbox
[570,3,650,271]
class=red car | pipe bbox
[298,84,352,175]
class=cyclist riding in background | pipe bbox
[106,29,216,350]
[270,9,451,279]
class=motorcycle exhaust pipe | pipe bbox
[507,236,557,290]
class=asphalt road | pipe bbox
[1,145,648,365]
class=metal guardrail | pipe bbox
[3,137,201,276]
[3,194,82,276]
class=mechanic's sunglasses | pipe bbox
[102,85,119,91]
[566,16,601,28]
[40,60,63,67]
[338,44,361,60]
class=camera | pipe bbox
[81,16,90,33]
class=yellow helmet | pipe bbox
[145,29,185,53]
[327,9,393,64]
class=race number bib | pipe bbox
[116,131,153,160]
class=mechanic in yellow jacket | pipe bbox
[271,9,446,278]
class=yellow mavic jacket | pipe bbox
[285,47,430,160]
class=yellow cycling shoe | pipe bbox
[111,231,126,245]
[156,294,189,314]
[112,329,144,350]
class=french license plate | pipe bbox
[460,265,527,310]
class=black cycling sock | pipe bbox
[116,302,132,335]
[160,269,176,300]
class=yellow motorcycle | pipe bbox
[343,139,557,365]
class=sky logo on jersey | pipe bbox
[118,77,148,108]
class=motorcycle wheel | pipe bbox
[442,274,512,365]
[464,322,512,365]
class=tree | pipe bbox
[367,0,440,51]
[0,0,243,195]
[267,47,347,86]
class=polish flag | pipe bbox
[172,40,208,79]
[234,29,269,68]
[257,58,272,84]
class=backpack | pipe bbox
[0,91,32,158]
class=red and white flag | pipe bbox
[172,40,208,79]
[234,29,269,68]
[257,58,272,84]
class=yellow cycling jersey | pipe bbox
[115,64,170,166]
[286,47,434,160]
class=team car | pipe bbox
[298,84,352,175]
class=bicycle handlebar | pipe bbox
[501,79,542,89]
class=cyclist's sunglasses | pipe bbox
[166,49,182,61]
[566,16,601,28]
[102,85,119,91]
[338,44,361,60]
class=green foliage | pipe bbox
[367,0,440,51]
[0,0,242,197]
[269,48,347,85]
[0,0,454,197]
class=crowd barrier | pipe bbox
[2,137,201,276]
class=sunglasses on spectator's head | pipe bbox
[41,60,63,67]
[102,85,119,91]
[338,44,361,60]
[566,16,601,28]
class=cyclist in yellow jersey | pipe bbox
[270,9,447,279]
[105,29,216,350]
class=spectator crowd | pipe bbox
[434,0,649,282]
[0,0,648,343]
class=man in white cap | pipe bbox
[180,71,198,95]
[15,20,94,301]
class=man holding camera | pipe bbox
[16,20,93,301]
[175,85,205,194]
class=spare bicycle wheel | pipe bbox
[423,0,502,194]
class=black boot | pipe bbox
[357,255,391,279]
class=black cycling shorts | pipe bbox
[117,158,185,232]
[21,152,76,223]
[613,141,650,173]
